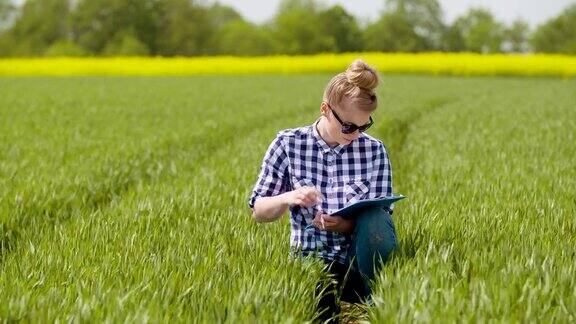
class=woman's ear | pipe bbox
[320,102,329,117]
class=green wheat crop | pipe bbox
[0,75,574,322]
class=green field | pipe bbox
[0,75,575,322]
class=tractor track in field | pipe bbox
[378,96,455,157]
[374,96,457,261]
[0,103,307,266]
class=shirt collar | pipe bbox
[311,117,347,155]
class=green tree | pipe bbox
[364,0,445,52]
[451,8,504,53]
[154,0,211,56]
[319,5,363,52]
[394,0,445,50]
[211,19,275,56]
[0,0,15,56]
[277,0,317,13]
[503,19,530,53]
[102,29,150,56]
[44,40,87,56]
[530,4,576,54]
[442,23,465,51]
[364,12,420,51]
[271,0,335,54]
[72,0,158,55]
[2,0,72,56]
[203,3,246,55]
[0,0,15,31]
[207,3,242,29]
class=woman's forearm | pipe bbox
[252,192,291,222]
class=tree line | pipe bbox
[0,0,574,57]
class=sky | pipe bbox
[210,0,575,27]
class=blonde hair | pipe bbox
[323,59,380,112]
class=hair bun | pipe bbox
[345,59,379,91]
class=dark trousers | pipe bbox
[314,258,368,323]
[314,208,398,323]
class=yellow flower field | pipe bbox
[1,52,575,77]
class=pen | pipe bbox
[316,191,325,230]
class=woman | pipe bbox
[248,59,397,323]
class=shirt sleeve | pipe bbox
[247,133,290,211]
[367,141,394,215]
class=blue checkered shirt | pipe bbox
[248,118,393,264]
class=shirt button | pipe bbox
[328,178,332,183]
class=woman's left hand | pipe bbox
[313,210,355,234]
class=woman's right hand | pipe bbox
[286,186,324,208]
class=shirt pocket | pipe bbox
[336,176,370,205]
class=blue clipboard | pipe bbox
[331,194,406,219]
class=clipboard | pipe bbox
[331,195,406,218]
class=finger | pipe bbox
[314,220,322,229]
[296,193,303,201]
[298,194,313,207]
[322,214,340,222]
[322,220,337,226]
[314,214,325,230]
[323,217,339,228]
[306,197,322,208]
[296,196,312,207]
[303,187,323,201]
[320,213,332,220]
[322,223,333,230]
[305,200,319,208]
[321,217,338,226]
[314,213,322,226]
[314,217,324,230]
[304,190,319,201]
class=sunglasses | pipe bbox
[325,102,374,134]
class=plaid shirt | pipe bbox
[248,117,393,264]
